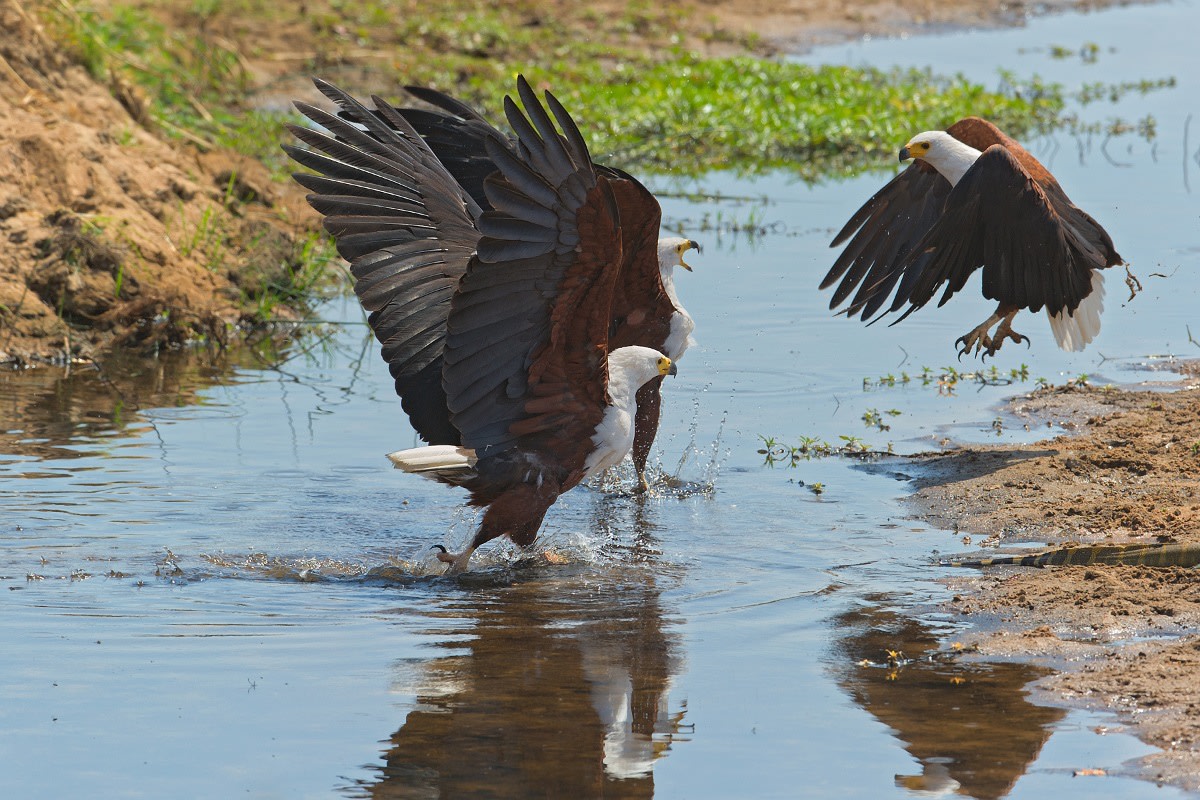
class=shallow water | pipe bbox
[4,3,1200,797]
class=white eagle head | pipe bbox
[898,130,982,187]
[656,237,700,275]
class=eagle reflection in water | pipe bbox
[356,545,688,797]
[831,600,1064,800]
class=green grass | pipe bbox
[46,1,1070,183]
[46,0,1178,186]
[546,57,1065,179]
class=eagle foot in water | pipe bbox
[431,544,475,575]
[955,309,1030,360]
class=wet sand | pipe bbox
[908,362,1200,790]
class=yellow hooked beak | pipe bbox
[678,239,701,272]
[899,140,929,163]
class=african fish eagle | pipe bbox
[284,77,678,572]
[352,84,699,492]
[822,118,1123,357]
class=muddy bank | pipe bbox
[0,0,318,364]
[907,364,1200,790]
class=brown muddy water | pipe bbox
[4,3,1200,797]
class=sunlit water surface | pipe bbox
[4,3,1200,797]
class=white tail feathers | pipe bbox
[387,445,476,474]
[1047,270,1106,352]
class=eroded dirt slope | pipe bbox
[0,0,312,363]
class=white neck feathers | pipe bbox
[919,132,983,187]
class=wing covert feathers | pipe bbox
[442,77,621,467]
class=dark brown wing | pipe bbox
[965,118,1123,278]
[822,117,1008,320]
[332,84,505,212]
[393,86,508,211]
[821,160,952,321]
[284,79,480,444]
[378,87,676,356]
[442,77,623,478]
[899,145,1099,316]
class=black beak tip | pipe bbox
[668,363,678,377]
[898,146,910,162]
[688,239,702,254]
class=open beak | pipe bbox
[679,239,701,272]
[898,146,911,162]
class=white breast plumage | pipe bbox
[583,404,635,477]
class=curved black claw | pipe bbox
[987,325,1030,358]
[430,544,448,554]
[955,333,987,361]
[955,336,971,362]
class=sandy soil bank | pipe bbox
[908,363,1200,789]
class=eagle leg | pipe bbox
[631,377,664,494]
[954,309,1005,360]
[989,309,1030,357]
[956,306,1028,360]
[432,544,476,574]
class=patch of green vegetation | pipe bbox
[862,407,901,432]
[758,434,893,465]
[46,0,1069,183]
[48,0,1182,189]
[553,57,1065,179]
[1076,76,1176,106]
[47,1,296,173]
[1045,42,1104,63]
[863,363,1031,396]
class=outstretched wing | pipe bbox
[442,76,624,476]
[822,118,1012,321]
[284,79,480,445]
[899,145,1098,315]
[967,119,1123,280]
[391,86,509,211]
[820,160,952,321]
[377,86,675,357]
